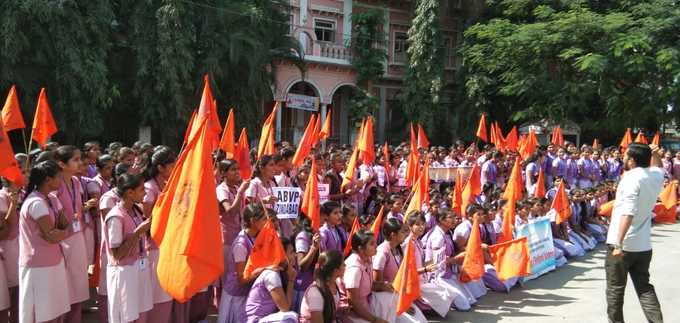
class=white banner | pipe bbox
[318,183,329,204]
[286,93,319,111]
[271,187,302,219]
[516,218,557,281]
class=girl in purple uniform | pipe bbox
[293,216,320,312]
[319,201,343,253]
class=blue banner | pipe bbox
[516,218,557,280]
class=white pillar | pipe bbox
[343,0,353,44]
[276,101,283,141]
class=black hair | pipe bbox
[406,210,427,228]
[83,141,100,153]
[320,200,340,216]
[252,154,274,179]
[243,203,267,228]
[436,209,454,223]
[145,148,176,181]
[34,151,54,163]
[279,147,295,160]
[54,145,79,165]
[96,154,113,170]
[465,203,484,217]
[314,250,342,323]
[116,173,144,197]
[350,229,374,252]
[218,159,238,175]
[26,160,60,196]
[626,143,651,168]
[382,217,403,238]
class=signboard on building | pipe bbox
[286,93,319,112]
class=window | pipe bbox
[444,34,458,69]
[393,32,409,64]
[289,14,295,35]
[314,19,335,43]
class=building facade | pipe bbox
[271,0,469,145]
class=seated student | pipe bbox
[477,204,519,293]
[423,199,440,232]
[242,237,299,323]
[568,190,597,251]
[404,211,455,318]
[300,250,345,323]
[424,209,475,311]
[386,194,404,222]
[294,217,320,312]
[539,199,568,267]
[319,201,344,253]
[582,188,608,242]
[546,193,585,258]
[373,218,427,323]
[513,201,532,229]
[341,229,392,323]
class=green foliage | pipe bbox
[0,0,302,145]
[462,0,680,143]
[346,89,379,125]
[351,9,387,86]
[400,0,445,135]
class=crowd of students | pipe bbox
[1,136,678,323]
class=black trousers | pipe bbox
[605,247,663,323]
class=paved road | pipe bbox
[85,222,680,323]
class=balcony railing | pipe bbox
[315,40,352,62]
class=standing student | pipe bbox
[341,229,391,323]
[0,178,21,323]
[142,148,176,323]
[386,194,404,222]
[246,155,281,233]
[93,155,114,196]
[217,204,268,323]
[373,218,427,323]
[293,217,320,312]
[104,173,153,323]
[299,250,344,323]
[19,160,71,323]
[77,159,100,268]
[83,141,102,179]
[319,201,343,253]
[53,145,90,323]
[242,237,299,323]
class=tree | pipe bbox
[462,0,680,143]
[400,0,445,137]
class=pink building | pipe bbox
[271,0,465,145]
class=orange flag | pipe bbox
[188,75,221,147]
[502,157,523,202]
[417,124,429,149]
[552,180,572,225]
[343,215,361,257]
[592,138,599,149]
[476,114,488,142]
[651,132,661,146]
[31,88,58,149]
[243,220,286,280]
[301,159,321,231]
[183,110,198,146]
[494,122,506,151]
[620,128,633,149]
[498,199,516,244]
[382,142,391,179]
[0,119,24,185]
[551,126,564,147]
[634,132,648,144]
[461,163,481,216]
[410,123,418,152]
[341,146,359,191]
[219,108,236,158]
[451,172,464,215]
[257,103,279,158]
[319,109,332,140]
[393,239,421,315]
[504,126,518,151]
[235,128,252,180]
[405,160,430,217]
[2,85,25,131]
[312,113,322,146]
[489,237,531,281]
[291,114,318,167]
[598,200,614,217]
[654,181,677,224]
[489,121,497,146]
[520,129,538,160]
[405,150,420,187]
[150,118,223,302]
[460,216,485,282]
[535,167,546,198]
[370,206,385,243]
[359,117,375,165]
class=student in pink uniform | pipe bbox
[299,250,344,323]
[19,160,71,323]
[341,229,391,323]
[77,160,100,268]
[104,173,153,323]
[386,194,404,222]
[242,237,299,323]
[142,148,176,323]
[246,155,280,231]
[53,145,90,323]
[93,155,114,197]
[293,216,320,312]
[0,178,22,323]
[373,218,427,323]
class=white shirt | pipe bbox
[606,167,664,252]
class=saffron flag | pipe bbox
[188,75,221,147]
[654,181,677,224]
[31,88,58,149]
[382,142,391,183]
[343,214,361,257]
[393,239,421,315]
[151,118,223,302]
[219,108,236,158]
[341,146,359,191]
[460,216,485,282]
[592,138,599,149]
[598,200,614,217]
[243,220,286,280]
[183,110,197,146]
[405,150,420,187]
[504,126,518,151]
[461,163,481,216]
[488,237,531,281]
[2,85,25,131]
[410,123,418,152]
[551,126,564,147]
[476,114,488,142]
[634,132,648,144]
[620,128,633,149]
[291,114,318,167]
[651,132,661,146]
[312,112,322,146]
[489,121,497,146]
[257,103,279,158]
[535,168,546,198]
[235,128,252,180]
[451,172,464,215]
[520,129,538,160]
[417,124,429,149]
[405,159,430,217]
[370,206,385,243]
[552,181,571,225]
[0,119,24,185]
[301,159,321,231]
[498,199,516,244]
[319,109,332,140]
[494,122,506,151]
[359,117,375,165]
[502,157,523,202]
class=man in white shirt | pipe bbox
[605,143,664,323]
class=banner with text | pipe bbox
[516,218,556,281]
[272,187,302,219]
